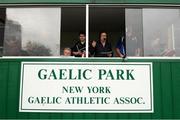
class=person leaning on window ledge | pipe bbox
[89,32,113,57]
[63,47,72,56]
[115,35,126,58]
[71,31,86,57]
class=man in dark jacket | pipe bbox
[72,31,86,57]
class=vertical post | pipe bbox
[171,24,175,50]
[86,4,89,58]
[59,7,61,56]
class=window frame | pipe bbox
[1,4,180,59]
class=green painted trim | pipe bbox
[95,0,180,4]
[0,62,9,119]
[0,0,180,4]
[0,0,92,4]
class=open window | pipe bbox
[60,6,86,56]
[89,5,125,57]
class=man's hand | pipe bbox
[107,54,112,57]
[73,51,82,56]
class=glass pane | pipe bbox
[89,6,125,57]
[143,9,179,56]
[0,8,6,57]
[61,6,85,57]
[125,9,143,57]
[3,8,61,56]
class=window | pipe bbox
[0,5,180,57]
[143,9,179,56]
[60,6,85,56]
[89,5,125,57]
[0,8,6,57]
[3,7,61,56]
[125,8,180,57]
[125,9,143,57]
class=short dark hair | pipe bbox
[79,31,85,36]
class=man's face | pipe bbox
[100,32,107,41]
[79,34,86,42]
